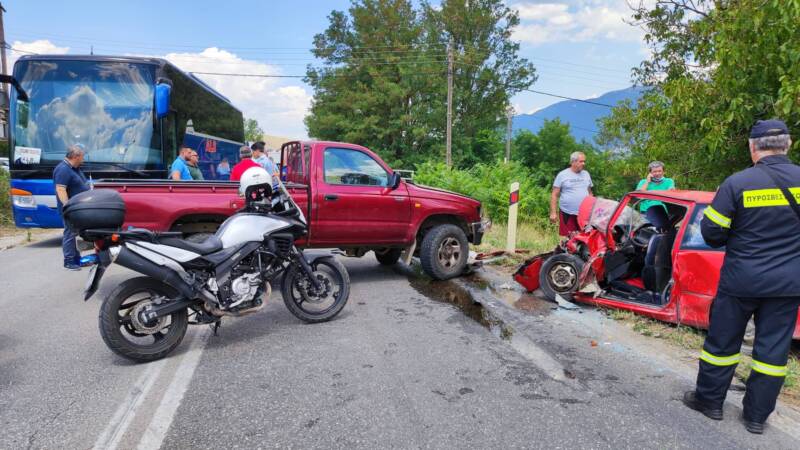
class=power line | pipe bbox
[523,89,614,108]
[191,71,305,78]
[5,43,38,54]
[188,70,621,112]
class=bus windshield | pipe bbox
[11,59,161,169]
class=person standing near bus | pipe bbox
[53,145,89,270]
[230,145,261,182]
[186,150,204,180]
[216,157,231,180]
[169,146,193,181]
[251,142,278,177]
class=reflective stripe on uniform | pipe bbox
[700,350,740,366]
[703,206,732,229]
[751,359,788,377]
[742,187,800,208]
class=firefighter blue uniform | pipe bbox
[690,120,800,431]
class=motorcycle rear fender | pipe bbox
[84,248,113,301]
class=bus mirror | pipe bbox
[0,74,29,102]
[155,83,171,118]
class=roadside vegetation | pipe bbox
[0,169,12,227]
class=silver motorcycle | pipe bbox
[77,180,350,362]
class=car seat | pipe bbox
[642,229,677,293]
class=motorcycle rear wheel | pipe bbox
[98,277,188,362]
[281,256,350,323]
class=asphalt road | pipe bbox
[1,236,798,449]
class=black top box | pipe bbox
[63,189,126,232]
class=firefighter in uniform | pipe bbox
[682,119,800,434]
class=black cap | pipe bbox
[750,119,789,138]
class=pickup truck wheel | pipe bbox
[374,248,402,266]
[420,224,469,280]
[539,254,584,302]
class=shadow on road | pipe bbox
[26,237,62,248]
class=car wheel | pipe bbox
[419,224,469,280]
[539,253,585,302]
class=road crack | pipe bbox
[26,398,78,450]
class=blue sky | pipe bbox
[4,0,647,139]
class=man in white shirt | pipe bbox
[550,151,593,236]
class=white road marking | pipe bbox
[92,358,168,450]
[136,328,211,450]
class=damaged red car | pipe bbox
[514,190,800,338]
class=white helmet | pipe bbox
[239,166,271,196]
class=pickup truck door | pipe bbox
[313,146,411,245]
[281,142,311,223]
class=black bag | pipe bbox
[755,163,800,223]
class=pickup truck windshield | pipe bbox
[11,59,160,169]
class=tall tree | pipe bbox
[420,0,536,167]
[599,1,800,189]
[305,0,535,168]
[244,118,264,142]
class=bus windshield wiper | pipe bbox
[81,161,151,178]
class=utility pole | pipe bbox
[445,37,453,168]
[504,106,514,163]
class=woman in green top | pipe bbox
[636,161,675,230]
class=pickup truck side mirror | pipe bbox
[389,172,402,189]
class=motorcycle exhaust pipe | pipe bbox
[115,246,196,300]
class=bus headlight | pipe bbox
[11,188,36,209]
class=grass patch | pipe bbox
[471,221,560,267]
[605,308,705,348]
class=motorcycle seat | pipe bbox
[158,235,224,255]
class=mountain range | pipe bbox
[512,86,646,144]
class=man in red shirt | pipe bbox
[230,145,261,181]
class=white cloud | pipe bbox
[8,39,70,69]
[516,3,569,20]
[512,1,644,46]
[163,48,311,139]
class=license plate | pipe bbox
[84,265,99,294]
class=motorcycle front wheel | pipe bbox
[98,277,188,362]
[281,256,350,323]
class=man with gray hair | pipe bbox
[683,119,800,434]
[53,144,89,270]
[230,145,260,182]
[550,151,593,236]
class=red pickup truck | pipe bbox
[96,141,488,280]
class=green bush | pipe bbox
[414,154,637,225]
[0,169,12,225]
[414,161,551,224]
